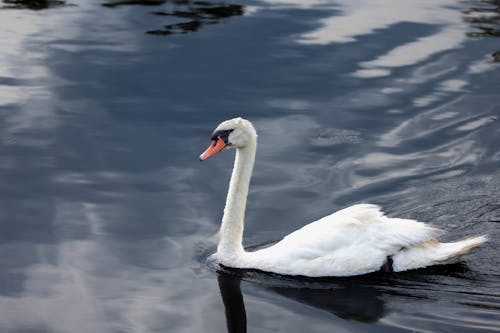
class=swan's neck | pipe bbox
[217,141,256,264]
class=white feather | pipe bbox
[239,204,443,276]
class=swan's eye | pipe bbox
[211,129,233,143]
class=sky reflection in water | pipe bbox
[0,0,499,332]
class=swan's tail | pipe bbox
[392,235,488,272]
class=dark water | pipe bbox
[1,0,499,332]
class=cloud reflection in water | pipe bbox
[257,0,499,78]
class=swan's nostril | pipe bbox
[200,137,227,161]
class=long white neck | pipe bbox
[217,139,256,265]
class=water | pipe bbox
[0,0,499,332]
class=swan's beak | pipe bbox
[199,137,227,161]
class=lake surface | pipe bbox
[0,0,499,332]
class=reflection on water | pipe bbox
[269,284,384,323]
[278,0,500,78]
[217,270,385,333]
[218,274,247,333]
[102,0,244,35]
[0,0,499,332]
[265,277,386,324]
[493,50,500,62]
[216,262,496,333]
[464,0,500,38]
[1,0,66,10]
[102,0,166,7]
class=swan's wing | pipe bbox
[275,204,441,253]
[245,204,442,276]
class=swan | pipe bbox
[200,117,487,277]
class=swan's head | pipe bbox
[199,117,257,161]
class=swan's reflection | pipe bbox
[218,274,247,333]
[216,263,474,332]
[217,269,387,333]
[269,281,385,323]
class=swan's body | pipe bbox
[200,117,487,277]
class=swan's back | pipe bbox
[240,204,472,277]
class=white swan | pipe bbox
[200,117,487,277]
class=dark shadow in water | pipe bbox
[102,0,166,7]
[217,269,386,326]
[1,0,66,9]
[216,262,473,332]
[493,50,500,62]
[463,0,500,38]
[271,284,385,323]
[102,0,244,36]
[218,274,247,333]
[148,4,244,35]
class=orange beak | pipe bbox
[199,137,227,161]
